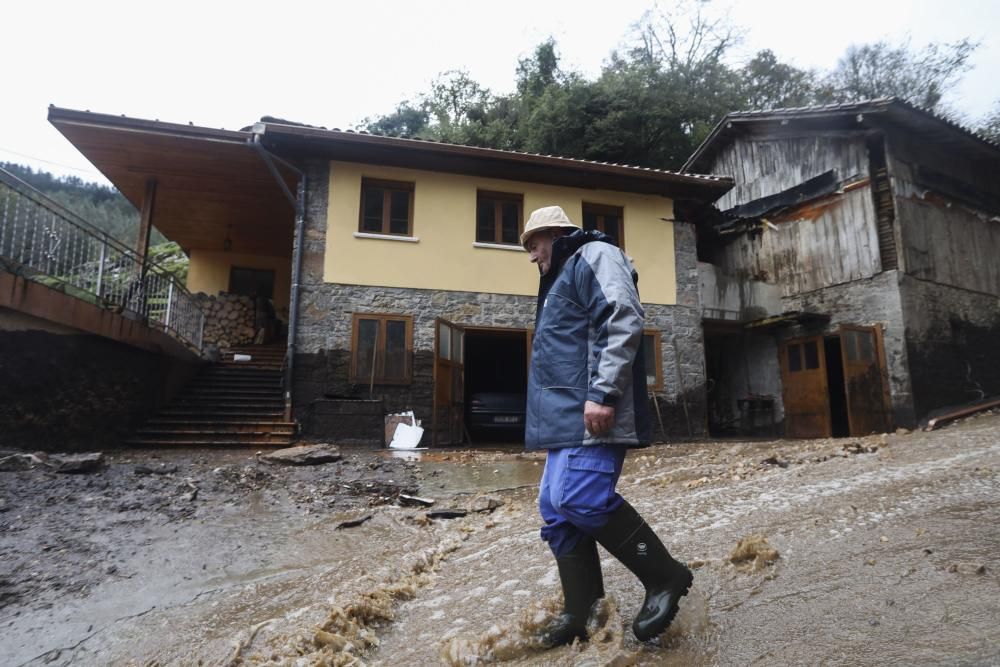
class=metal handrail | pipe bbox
[0,167,205,352]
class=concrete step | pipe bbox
[166,403,285,413]
[129,349,294,448]
[125,437,294,447]
[145,418,295,430]
[159,408,285,418]
[217,361,283,370]
[173,394,283,404]
[202,366,282,376]
[132,430,295,442]
[198,378,282,386]
[186,388,284,398]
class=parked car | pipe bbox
[467,391,526,440]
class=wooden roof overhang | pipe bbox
[254,122,734,203]
[47,107,297,257]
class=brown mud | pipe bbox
[2,412,999,665]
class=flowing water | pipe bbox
[5,415,1000,665]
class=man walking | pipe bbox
[522,205,692,647]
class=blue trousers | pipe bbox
[538,444,627,557]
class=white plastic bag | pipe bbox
[389,421,425,449]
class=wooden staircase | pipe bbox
[128,343,296,447]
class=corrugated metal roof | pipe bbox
[256,120,731,184]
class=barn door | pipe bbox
[433,318,465,446]
[780,336,832,438]
[839,324,892,435]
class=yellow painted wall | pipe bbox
[187,250,292,321]
[324,161,678,305]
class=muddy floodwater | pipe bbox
[2,413,999,665]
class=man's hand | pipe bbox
[584,400,615,436]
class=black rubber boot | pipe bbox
[593,501,692,642]
[540,535,605,648]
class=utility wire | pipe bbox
[0,147,104,178]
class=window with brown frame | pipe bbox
[643,330,664,391]
[786,340,821,373]
[359,178,415,236]
[476,191,523,245]
[350,313,414,385]
[582,202,624,248]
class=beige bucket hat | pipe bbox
[520,205,581,248]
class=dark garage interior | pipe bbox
[463,328,528,443]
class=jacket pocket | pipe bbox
[535,354,587,389]
[559,453,617,513]
[537,386,587,445]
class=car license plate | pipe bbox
[494,416,520,423]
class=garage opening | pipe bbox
[703,323,780,437]
[464,328,528,443]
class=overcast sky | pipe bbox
[4,0,997,183]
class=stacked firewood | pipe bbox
[194,292,257,349]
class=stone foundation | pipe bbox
[304,398,384,445]
[0,324,202,450]
[898,275,1000,420]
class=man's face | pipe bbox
[527,230,556,275]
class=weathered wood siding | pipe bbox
[714,185,881,296]
[884,126,1000,201]
[698,262,782,322]
[886,147,1000,296]
[712,135,870,210]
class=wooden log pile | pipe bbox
[194,292,257,349]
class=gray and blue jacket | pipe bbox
[525,230,651,450]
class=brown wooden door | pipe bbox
[780,336,832,438]
[432,318,465,446]
[839,324,893,435]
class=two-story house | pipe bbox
[49,107,732,445]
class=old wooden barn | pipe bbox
[684,98,1000,437]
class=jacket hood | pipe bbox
[536,229,615,325]
[551,229,613,271]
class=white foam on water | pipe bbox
[662,442,1000,534]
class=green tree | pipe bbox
[362,101,430,137]
[977,100,1000,144]
[360,10,981,171]
[0,161,163,244]
[823,38,979,111]
[739,50,819,110]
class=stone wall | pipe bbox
[294,284,538,430]
[651,222,707,439]
[0,311,202,450]
[898,274,1000,420]
[780,270,915,428]
[292,168,707,441]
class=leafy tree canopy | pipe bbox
[362,3,985,171]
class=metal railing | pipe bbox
[0,167,204,352]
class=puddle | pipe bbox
[378,446,544,496]
[418,460,542,495]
